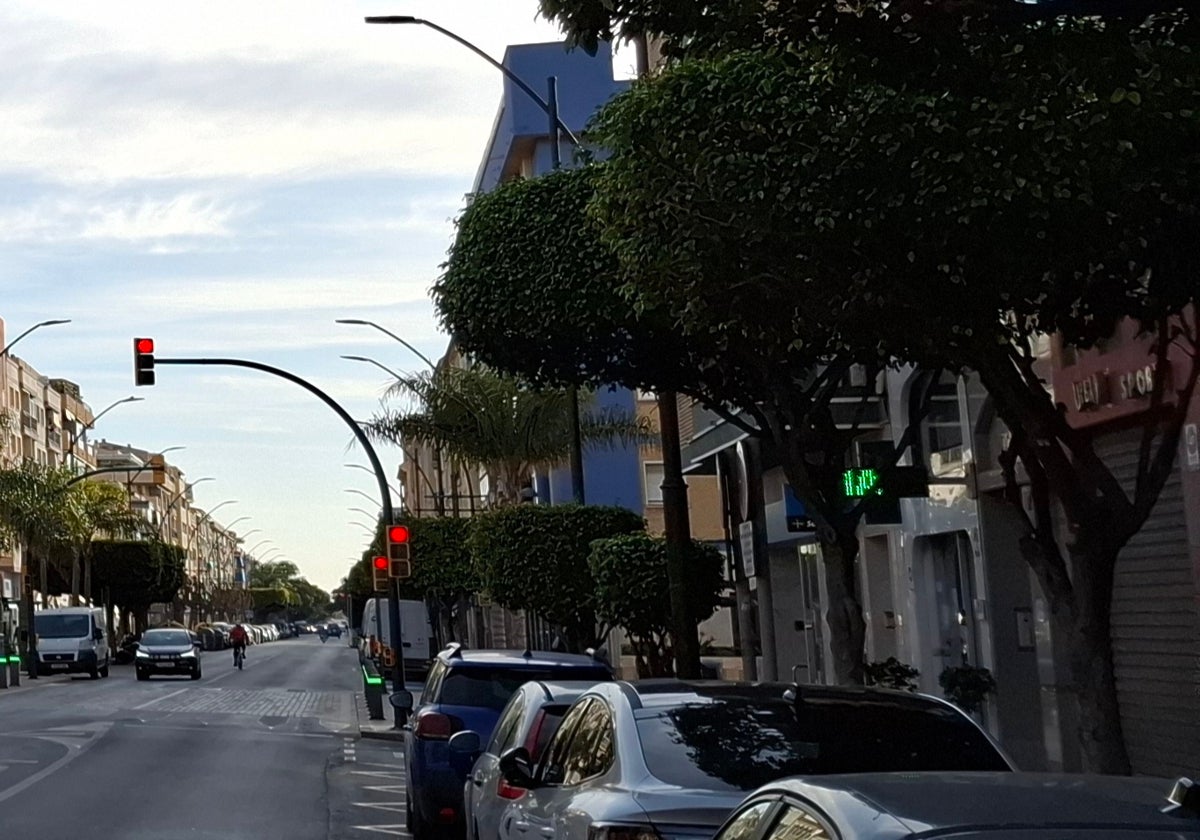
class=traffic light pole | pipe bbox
[154,356,407,726]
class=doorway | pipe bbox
[915,531,981,685]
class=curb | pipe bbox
[360,728,406,742]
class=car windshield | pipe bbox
[441,669,611,710]
[142,631,192,647]
[34,614,91,638]
[636,694,1010,792]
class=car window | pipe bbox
[423,660,448,703]
[526,705,570,761]
[635,694,1009,792]
[539,699,592,786]
[562,699,614,785]
[488,691,528,755]
[33,614,91,638]
[142,630,192,646]
[765,804,833,840]
[439,668,609,711]
[716,802,775,840]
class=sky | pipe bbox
[0,1,630,593]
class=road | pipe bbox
[0,634,410,840]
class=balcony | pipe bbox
[46,428,61,449]
[21,412,38,432]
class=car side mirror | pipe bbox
[498,746,537,790]
[449,730,481,756]
[93,629,104,641]
[389,690,414,712]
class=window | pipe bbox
[488,692,528,755]
[716,802,775,840]
[765,805,833,840]
[643,462,664,506]
[539,699,592,786]
[635,389,656,402]
[439,667,610,711]
[423,660,448,702]
[562,699,615,785]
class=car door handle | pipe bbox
[471,773,484,787]
[539,829,554,838]
[513,821,531,832]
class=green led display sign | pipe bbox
[843,468,882,498]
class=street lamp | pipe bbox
[335,319,437,371]
[238,528,263,542]
[246,539,274,555]
[222,516,251,531]
[341,355,405,381]
[349,506,379,522]
[65,395,143,459]
[362,18,586,503]
[349,521,376,537]
[345,464,402,497]
[345,488,381,506]
[0,318,72,357]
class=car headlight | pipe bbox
[136,648,150,658]
[180,649,196,658]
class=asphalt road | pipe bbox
[0,633,389,840]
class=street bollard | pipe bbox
[362,662,385,720]
[6,654,19,687]
[0,642,8,690]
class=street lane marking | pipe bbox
[0,724,109,803]
[362,785,406,794]
[350,826,408,836]
[134,687,189,710]
[353,802,407,813]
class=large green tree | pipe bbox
[572,6,1200,773]
[91,540,186,633]
[468,504,645,651]
[62,480,143,605]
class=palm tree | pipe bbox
[366,366,652,506]
[0,462,74,597]
[62,480,144,605]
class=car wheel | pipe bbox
[191,666,202,680]
[89,665,100,679]
[136,669,149,681]
[100,662,110,678]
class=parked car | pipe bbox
[135,627,202,681]
[492,680,1014,840]
[405,644,613,840]
[457,681,599,840]
[710,772,1200,840]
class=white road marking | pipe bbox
[353,802,408,813]
[362,784,406,795]
[0,725,108,803]
[133,686,189,710]
[350,825,409,836]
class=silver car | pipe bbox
[455,681,599,840]
[709,772,1200,840]
[494,680,1013,840]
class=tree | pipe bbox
[581,5,1200,773]
[91,540,186,632]
[0,462,74,595]
[468,504,645,651]
[400,516,477,644]
[365,365,652,506]
[62,480,143,605]
[588,533,724,676]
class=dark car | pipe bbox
[135,628,202,680]
[710,772,1200,840]
[405,644,613,840]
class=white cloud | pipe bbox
[0,193,245,244]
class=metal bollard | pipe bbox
[6,653,19,687]
[0,642,8,690]
[362,662,385,720]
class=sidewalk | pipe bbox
[0,671,79,696]
[356,690,407,742]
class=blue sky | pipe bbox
[0,1,631,592]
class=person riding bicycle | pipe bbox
[229,623,249,664]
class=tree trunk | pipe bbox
[658,391,702,679]
[1064,546,1133,774]
[70,550,81,606]
[84,554,93,606]
[820,535,867,685]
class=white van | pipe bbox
[360,598,433,680]
[34,607,111,679]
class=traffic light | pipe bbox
[387,524,412,579]
[133,337,156,386]
[371,555,389,591]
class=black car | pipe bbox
[135,628,202,680]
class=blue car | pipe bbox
[405,644,613,840]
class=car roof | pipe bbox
[758,772,1186,832]
[439,648,610,671]
[622,679,949,711]
[523,680,608,703]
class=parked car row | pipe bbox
[398,644,1200,840]
[195,621,286,650]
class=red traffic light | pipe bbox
[136,338,154,354]
[372,555,388,570]
[387,525,410,544]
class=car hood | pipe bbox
[632,785,747,831]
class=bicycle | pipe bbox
[233,646,245,670]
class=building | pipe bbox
[1048,315,1200,778]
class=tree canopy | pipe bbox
[468,504,645,651]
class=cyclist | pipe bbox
[229,623,249,666]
